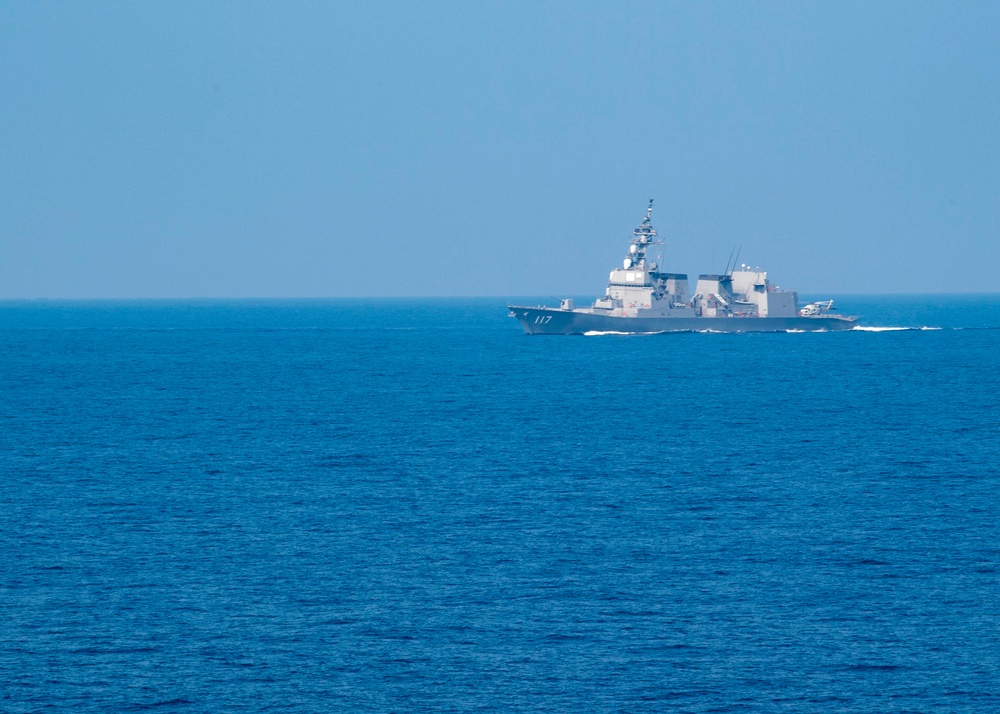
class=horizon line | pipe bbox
[2,292,1000,302]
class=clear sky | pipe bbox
[2,1,998,297]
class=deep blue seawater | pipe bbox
[2,295,999,712]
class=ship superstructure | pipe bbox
[509,201,857,334]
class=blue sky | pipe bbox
[2,1,998,297]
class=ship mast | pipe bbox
[622,199,662,271]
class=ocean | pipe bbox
[1,296,999,712]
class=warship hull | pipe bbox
[509,306,857,334]
[508,200,859,335]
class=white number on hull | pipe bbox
[534,315,553,324]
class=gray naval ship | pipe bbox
[509,201,857,334]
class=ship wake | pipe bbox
[853,326,943,332]
[582,330,670,336]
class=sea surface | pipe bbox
[2,295,999,712]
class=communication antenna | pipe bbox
[730,245,743,275]
[723,245,736,275]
